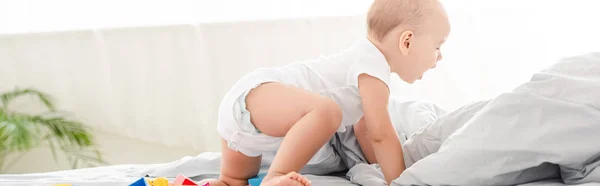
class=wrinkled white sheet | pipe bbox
[394,52,600,185]
[0,153,356,186]
[344,100,573,186]
[0,163,160,186]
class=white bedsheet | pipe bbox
[0,152,357,186]
[0,152,583,186]
[0,163,159,186]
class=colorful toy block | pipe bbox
[129,177,151,186]
[248,173,267,186]
[153,177,169,186]
[174,174,199,185]
[129,174,209,186]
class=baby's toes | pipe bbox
[284,172,310,186]
[299,175,311,186]
[286,171,300,180]
[290,173,310,186]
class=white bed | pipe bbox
[0,153,586,186]
[0,153,576,186]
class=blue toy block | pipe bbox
[248,173,267,186]
[129,177,149,186]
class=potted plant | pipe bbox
[0,88,106,173]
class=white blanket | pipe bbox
[394,52,600,185]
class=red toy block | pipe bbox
[174,174,198,186]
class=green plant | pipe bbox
[0,88,106,172]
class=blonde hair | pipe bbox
[367,0,433,41]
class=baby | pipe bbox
[202,0,450,185]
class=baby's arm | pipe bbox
[357,74,406,184]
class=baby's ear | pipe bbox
[398,30,413,56]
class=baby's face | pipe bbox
[391,3,451,83]
[406,19,450,82]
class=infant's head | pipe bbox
[367,0,451,83]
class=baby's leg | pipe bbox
[246,82,342,185]
[354,118,378,164]
[202,138,307,186]
[201,138,262,186]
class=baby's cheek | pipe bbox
[420,54,435,66]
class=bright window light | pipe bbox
[0,0,373,34]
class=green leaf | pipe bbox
[0,121,9,149]
[0,88,105,172]
[29,115,95,148]
[1,88,56,111]
[2,113,41,151]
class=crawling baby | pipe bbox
[201,0,450,185]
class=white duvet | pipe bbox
[394,52,600,185]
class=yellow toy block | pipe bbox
[153,177,169,186]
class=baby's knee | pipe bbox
[315,98,343,131]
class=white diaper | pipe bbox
[217,68,282,157]
[217,68,341,169]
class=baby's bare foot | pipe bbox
[289,172,311,186]
[260,172,311,186]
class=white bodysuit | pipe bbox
[217,38,392,166]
